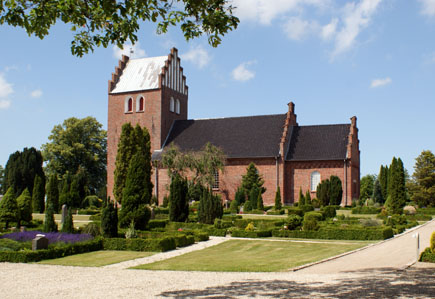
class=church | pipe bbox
[107,48,360,206]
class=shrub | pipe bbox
[267,209,285,215]
[198,188,223,224]
[299,205,314,213]
[303,212,321,231]
[162,196,169,208]
[61,207,74,233]
[101,199,118,238]
[304,211,324,221]
[231,229,272,238]
[246,209,264,215]
[321,206,337,219]
[234,187,246,206]
[287,207,304,217]
[229,200,239,214]
[244,200,253,212]
[0,187,18,228]
[359,219,381,227]
[272,227,393,240]
[298,188,305,206]
[0,231,93,244]
[147,219,168,229]
[352,206,381,214]
[125,221,138,239]
[384,214,407,228]
[257,192,264,210]
[17,188,32,225]
[102,237,176,252]
[82,222,101,236]
[0,238,29,251]
[274,187,282,210]
[431,231,435,252]
[169,174,189,222]
[420,247,435,263]
[286,215,302,230]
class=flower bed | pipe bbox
[0,231,93,244]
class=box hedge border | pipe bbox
[102,237,176,252]
[231,229,272,238]
[272,227,393,240]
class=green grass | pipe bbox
[38,250,154,267]
[336,210,378,218]
[133,239,368,272]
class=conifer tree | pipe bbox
[234,187,246,206]
[198,188,223,224]
[386,157,406,214]
[274,186,282,210]
[46,174,59,213]
[379,165,389,201]
[372,179,383,204]
[0,187,18,228]
[69,175,82,208]
[32,174,45,213]
[305,190,312,205]
[119,153,152,229]
[17,188,32,226]
[241,163,266,198]
[317,179,330,206]
[114,123,134,204]
[43,202,58,232]
[409,150,435,207]
[102,198,118,237]
[329,176,343,206]
[59,172,72,208]
[168,174,189,222]
[249,184,260,210]
[299,188,305,205]
[257,191,264,210]
[61,207,74,233]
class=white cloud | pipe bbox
[181,46,211,69]
[233,0,329,25]
[419,0,435,16]
[30,89,43,98]
[321,18,338,40]
[0,99,11,109]
[0,73,13,99]
[370,77,392,88]
[232,61,256,82]
[332,0,382,57]
[283,17,319,40]
[113,42,146,59]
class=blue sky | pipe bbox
[0,0,434,178]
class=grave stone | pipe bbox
[61,204,67,224]
[32,234,48,250]
[20,226,26,232]
[150,207,155,220]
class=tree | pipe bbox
[59,172,73,208]
[114,123,135,204]
[46,174,59,213]
[168,174,189,222]
[372,179,384,204]
[316,179,330,206]
[274,187,282,210]
[305,190,312,205]
[61,208,74,233]
[360,174,376,201]
[257,192,264,210]
[235,187,246,206]
[409,150,435,207]
[198,188,223,224]
[0,165,4,193]
[241,163,266,199]
[298,188,305,205]
[386,157,406,214]
[0,187,18,228]
[101,198,118,238]
[17,188,32,226]
[3,147,44,197]
[42,117,107,196]
[43,202,58,232]
[1,1,239,57]
[379,165,389,201]
[69,175,82,208]
[248,184,260,210]
[329,176,343,206]
[119,153,152,229]
[32,174,45,213]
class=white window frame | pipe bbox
[175,99,180,114]
[310,171,321,192]
[136,95,145,112]
[170,97,175,112]
[124,96,133,113]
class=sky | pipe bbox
[0,0,434,178]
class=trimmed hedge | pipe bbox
[244,209,265,215]
[267,209,285,215]
[352,206,382,214]
[147,219,168,229]
[231,229,272,238]
[272,227,393,240]
[205,228,227,236]
[0,238,103,263]
[287,207,304,217]
[102,237,176,252]
[154,207,169,215]
[222,215,243,221]
[77,209,101,215]
[419,248,435,263]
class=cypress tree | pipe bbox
[32,174,45,213]
[234,187,246,206]
[101,198,118,237]
[329,176,343,205]
[17,188,32,226]
[379,165,389,201]
[168,174,189,222]
[257,191,264,210]
[0,187,18,228]
[249,184,260,209]
[274,186,282,210]
[59,172,72,208]
[317,179,330,206]
[386,157,406,214]
[305,190,312,205]
[299,188,305,205]
[241,163,265,198]
[43,202,58,232]
[119,153,152,229]
[46,174,59,213]
[198,188,223,224]
[372,179,383,204]
[114,123,134,204]
[69,175,82,208]
[61,207,74,233]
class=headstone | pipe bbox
[32,235,49,250]
[61,204,67,224]
[150,207,155,220]
[20,226,26,232]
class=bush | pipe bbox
[286,215,302,230]
[432,231,435,252]
[267,209,285,215]
[154,207,169,215]
[245,209,264,215]
[101,200,118,238]
[419,247,435,263]
[352,206,382,214]
[102,237,176,252]
[272,227,393,240]
[304,211,324,221]
[287,207,304,217]
[0,238,29,251]
[321,206,337,218]
[147,219,168,229]
[198,188,223,224]
[299,205,314,213]
[231,229,272,238]
[384,214,407,228]
[77,208,101,215]
[243,200,253,212]
[229,200,239,214]
[169,175,189,222]
[82,222,101,236]
[303,212,322,231]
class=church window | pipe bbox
[125,97,133,113]
[176,99,180,114]
[136,96,144,112]
[170,97,175,112]
[310,171,321,192]
[212,170,219,190]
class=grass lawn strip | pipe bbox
[38,250,154,267]
[132,239,367,272]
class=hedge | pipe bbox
[267,209,285,215]
[222,215,243,221]
[0,238,103,263]
[351,206,382,214]
[102,237,176,252]
[154,207,169,215]
[204,228,227,236]
[419,248,435,263]
[244,209,265,215]
[77,209,101,215]
[147,219,168,229]
[287,207,304,217]
[272,227,393,240]
[231,229,272,238]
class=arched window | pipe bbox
[212,170,219,190]
[170,97,175,112]
[175,99,180,114]
[136,96,144,112]
[310,171,321,192]
[125,97,133,113]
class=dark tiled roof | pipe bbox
[286,124,350,161]
[163,114,287,158]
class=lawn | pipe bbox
[32,213,92,228]
[133,239,368,272]
[38,250,154,267]
[336,210,378,218]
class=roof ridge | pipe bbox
[298,123,350,127]
[192,113,286,121]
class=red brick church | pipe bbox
[107,48,360,206]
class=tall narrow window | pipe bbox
[170,97,175,112]
[212,170,219,190]
[176,99,180,114]
[136,96,144,112]
[310,171,321,192]
[125,97,133,113]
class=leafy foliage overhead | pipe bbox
[0,0,239,56]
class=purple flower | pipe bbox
[0,231,93,244]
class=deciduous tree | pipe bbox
[360,174,376,201]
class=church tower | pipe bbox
[107,48,188,200]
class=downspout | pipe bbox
[276,150,281,191]
[344,159,348,206]
[155,166,159,202]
